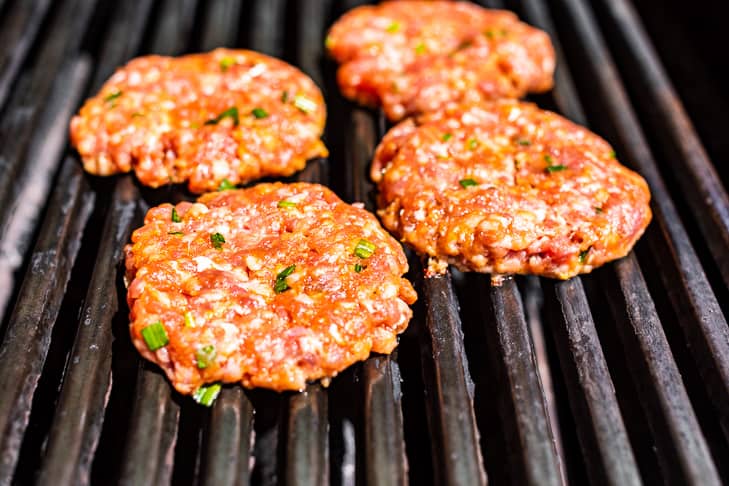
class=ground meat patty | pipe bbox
[372,101,652,279]
[70,49,328,193]
[124,183,417,395]
[326,1,555,121]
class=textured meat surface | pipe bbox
[372,101,652,279]
[70,49,327,193]
[125,183,417,394]
[326,1,555,121]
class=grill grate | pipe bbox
[0,0,728,485]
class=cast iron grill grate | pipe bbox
[0,0,728,485]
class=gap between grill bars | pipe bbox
[0,1,726,485]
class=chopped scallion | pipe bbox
[193,383,222,407]
[211,232,225,249]
[594,207,604,214]
[184,311,195,328]
[251,107,268,119]
[274,264,296,293]
[293,95,317,114]
[104,90,122,103]
[578,247,591,263]
[168,231,184,236]
[218,178,235,191]
[517,139,531,146]
[386,21,401,33]
[277,200,297,208]
[205,107,239,126]
[354,239,376,259]
[281,90,289,103]
[609,150,617,158]
[468,138,479,150]
[220,56,236,71]
[141,321,169,351]
[546,164,567,173]
[442,133,453,142]
[459,178,478,188]
[415,42,426,54]
[171,207,181,223]
[196,344,217,369]
[354,263,364,273]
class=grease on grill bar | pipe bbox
[0,1,727,485]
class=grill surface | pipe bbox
[0,0,728,485]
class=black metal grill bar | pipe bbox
[544,279,641,486]
[596,0,729,291]
[0,55,92,321]
[36,175,138,486]
[0,157,94,485]
[119,363,181,486]
[421,273,487,486]
[286,385,330,486]
[609,255,721,484]
[250,0,286,58]
[148,0,198,57]
[0,0,98,321]
[554,0,729,458]
[0,0,52,108]
[345,105,408,484]
[483,278,562,486]
[201,387,254,486]
[362,356,407,485]
[199,0,241,53]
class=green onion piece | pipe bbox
[442,133,453,142]
[544,154,554,164]
[281,90,289,103]
[578,247,591,263]
[141,321,169,351]
[277,200,297,208]
[415,42,426,54]
[517,139,531,146]
[386,21,401,33]
[211,232,225,249]
[468,138,479,150]
[168,231,184,236]
[293,95,317,114]
[546,164,567,173]
[354,239,376,259]
[609,150,617,158]
[196,344,217,369]
[325,36,333,49]
[205,107,239,126]
[218,178,235,191]
[220,56,236,71]
[184,311,195,328]
[484,29,495,39]
[251,107,269,119]
[171,207,181,223]
[193,383,222,407]
[459,178,478,188]
[354,263,364,273]
[274,264,296,293]
[104,90,122,103]
[594,207,604,214]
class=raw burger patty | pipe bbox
[372,101,652,279]
[124,182,417,394]
[70,49,328,193]
[326,1,555,121]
